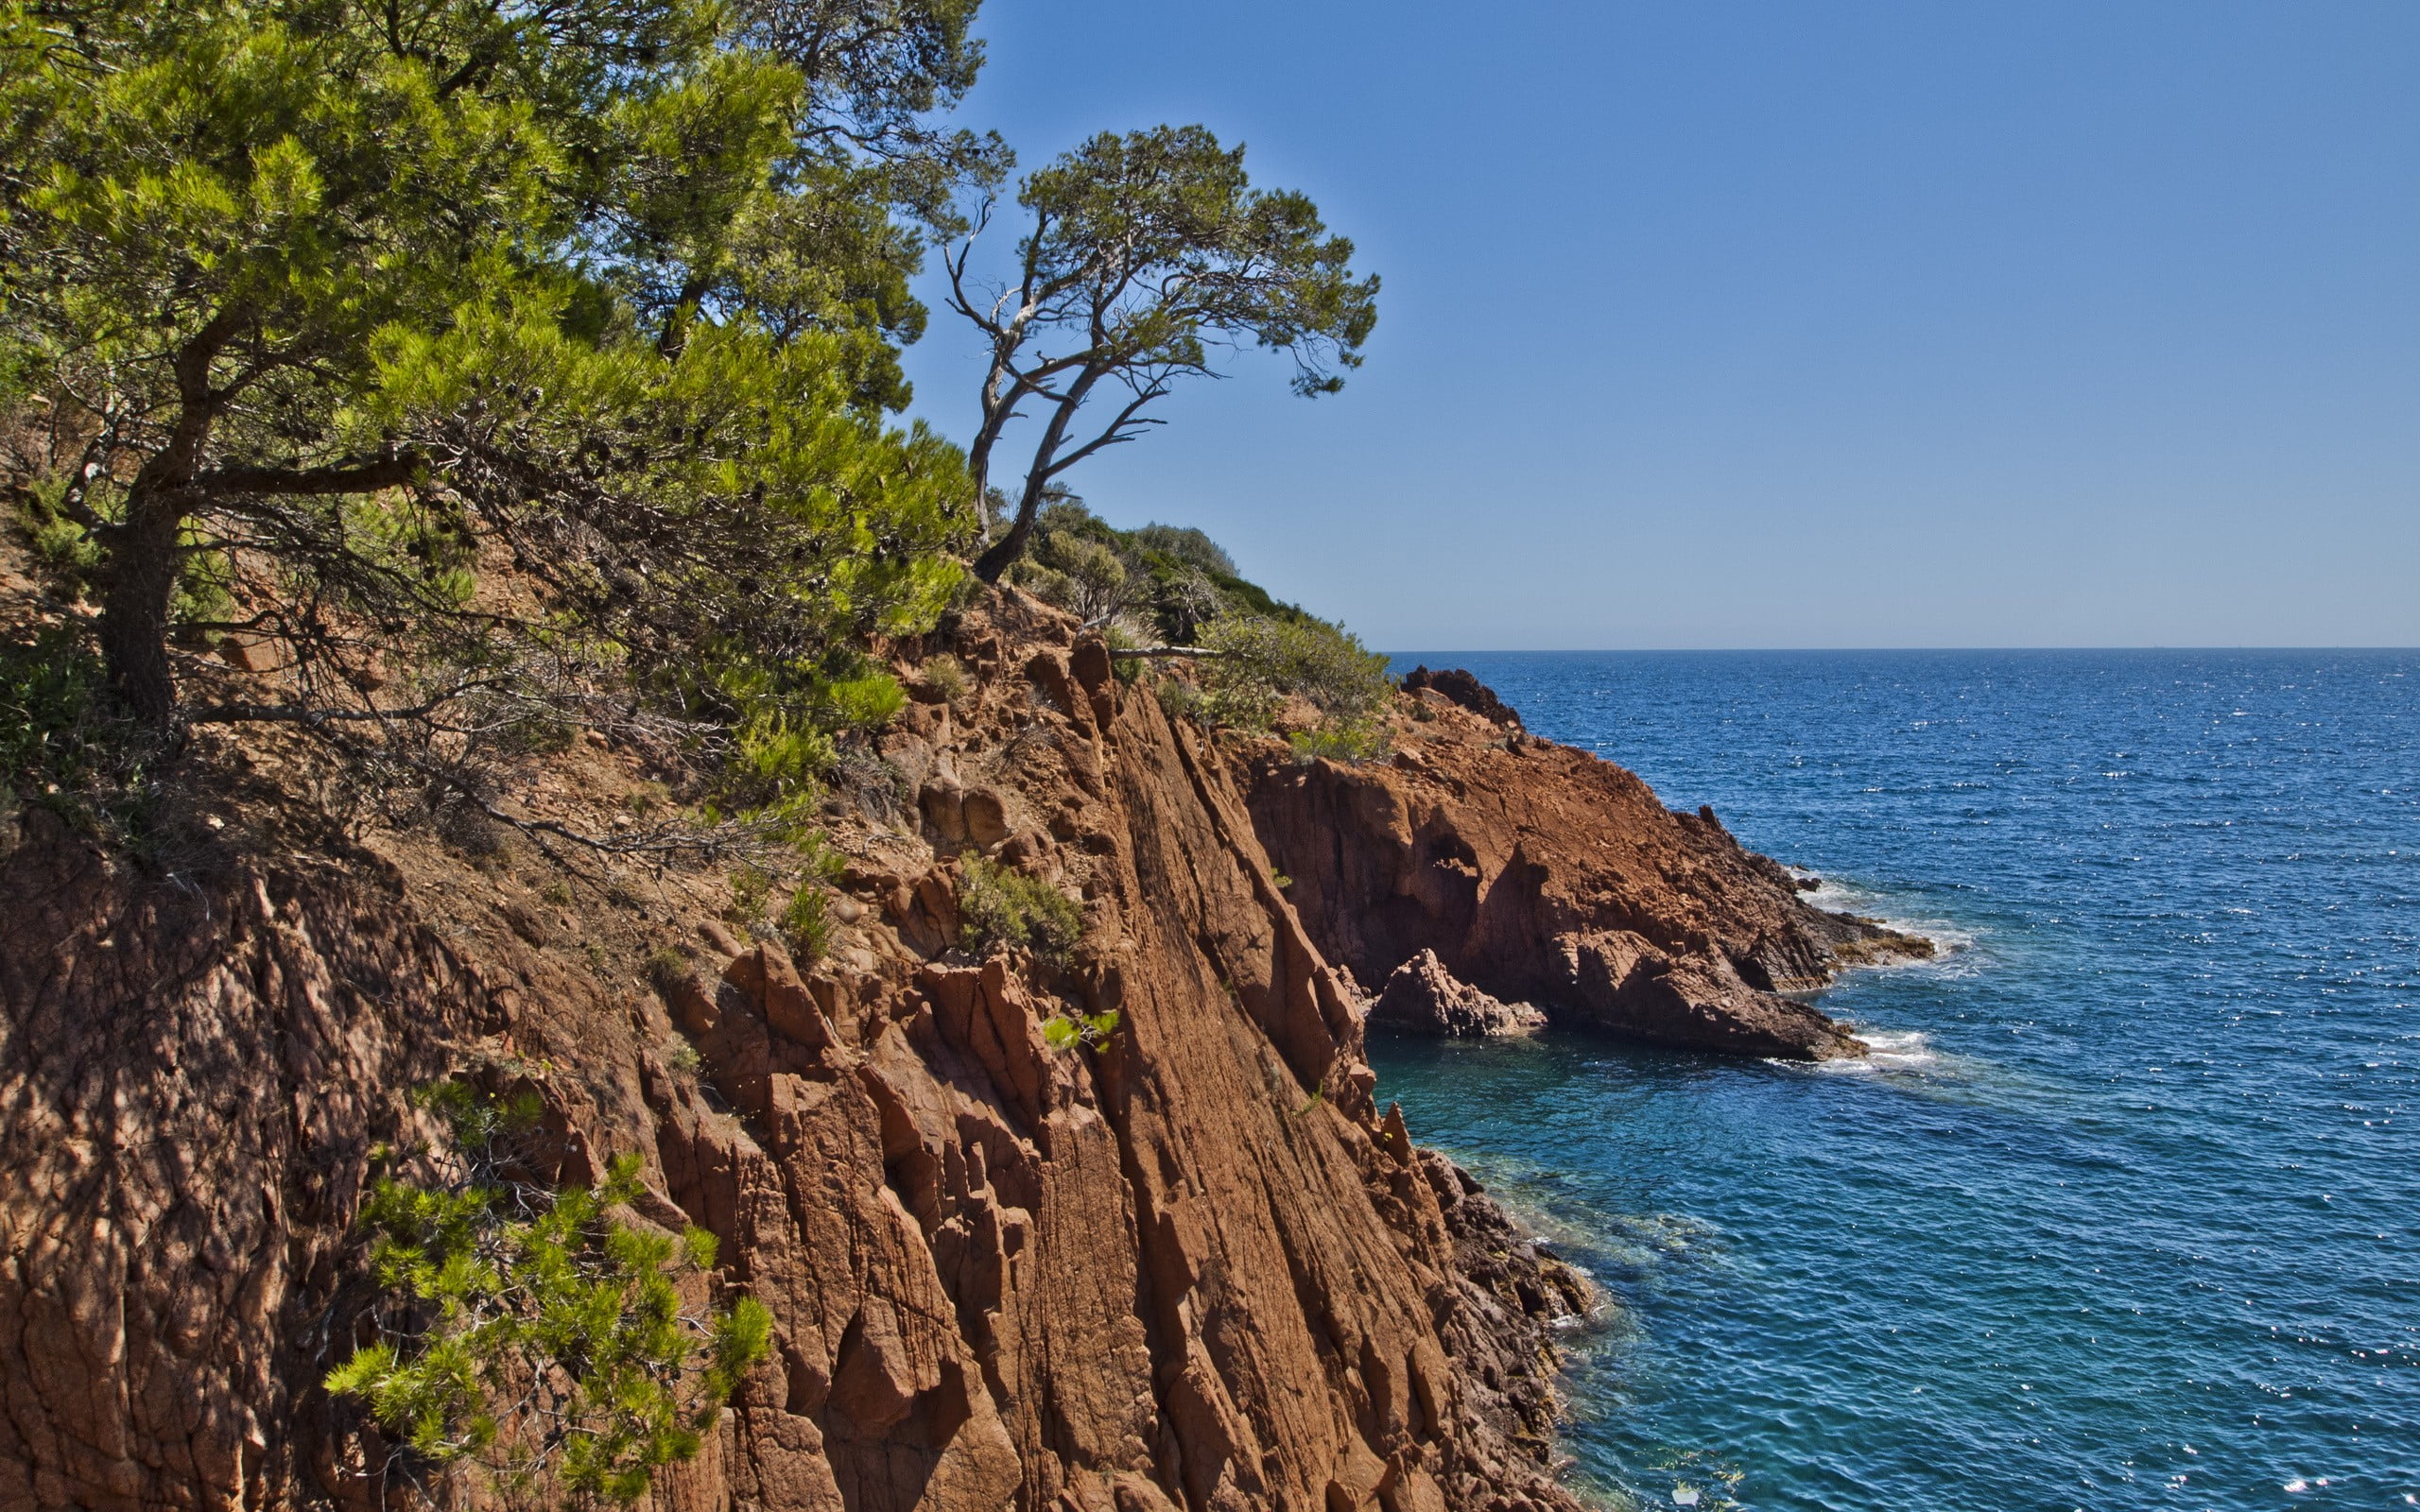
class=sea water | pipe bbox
[1369,651,2419,1511]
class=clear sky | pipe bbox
[895,1,2420,650]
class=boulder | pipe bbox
[1400,665,1522,728]
[1368,950,1546,1038]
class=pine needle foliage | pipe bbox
[327,1081,769,1508]
[0,0,1000,839]
[1040,1009,1117,1053]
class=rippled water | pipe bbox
[1370,651,2420,1511]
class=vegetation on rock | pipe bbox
[1000,490,1392,755]
[958,852,1080,961]
[328,1081,769,1507]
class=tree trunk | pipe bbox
[971,374,1099,583]
[101,310,239,729]
[971,479,1040,582]
[99,483,185,730]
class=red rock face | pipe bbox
[0,598,1588,1512]
[1240,686,1932,1061]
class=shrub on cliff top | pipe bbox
[1198,614,1392,736]
[327,1081,769,1506]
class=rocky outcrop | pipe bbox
[0,597,1590,1512]
[1398,668,1520,729]
[1242,673,1931,1062]
[1366,951,1545,1039]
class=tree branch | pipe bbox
[1040,382,1167,479]
[192,453,426,498]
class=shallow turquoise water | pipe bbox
[1372,651,2419,1512]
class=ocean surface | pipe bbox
[1369,651,2418,1512]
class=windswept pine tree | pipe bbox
[1,0,999,831]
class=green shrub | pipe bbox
[667,1037,703,1076]
[1153,675,1204,726]
[326,1082,769,1507]
[1287,719,1391,765]
[815,671,907,732]
[798,831,848,884]
[645,949,689,996]
[1040,1010,1119,1053]
[958,856,1081,963]
[725,865,772,925]
[780,885,833,961]
[17,472,104,587]
[1101,619,1146,685]
[920,654,970,705]
[1125,523,1235,577]
[731,710,837,817]
[1198,615,1392,733]
[0,625,149,834]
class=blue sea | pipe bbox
[1371,651,2419,1512]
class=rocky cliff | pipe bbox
[0,594,1587,1512]
[0,597,1911,1512]
[1240,684,1930,1060]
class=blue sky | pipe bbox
[896,2,2420,649]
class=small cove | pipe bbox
[1372,650,2420,1511]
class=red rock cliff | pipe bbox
[1238,683,1930,1060]
[0,596,1588,1512]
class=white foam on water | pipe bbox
[1858,1029,1941,1070]
[1793,1027,1972,1085]
[1793,880,1977,967]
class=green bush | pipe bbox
[1288,720,1391,765]
[17,472,103,586]
[781,885,834,961]
[1198,615,1392,734]
[645,949,688,996]
[920,654,970,705]
[1040,1010,1119,1053]
[814,670,907,732]
[724,865,772,924]
[327,1082,769,1506]
[1125,523,1235,578]
[1153,675,1204,726]
[958,856,1081,963]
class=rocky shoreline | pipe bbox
[2,588,1913,1511]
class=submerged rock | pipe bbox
[1370,949,1546,1037]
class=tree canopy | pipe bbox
[945,125,1378,581]
[1,2,1390,854]
[0,0,997,788]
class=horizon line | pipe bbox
[1378,644,2420,656]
